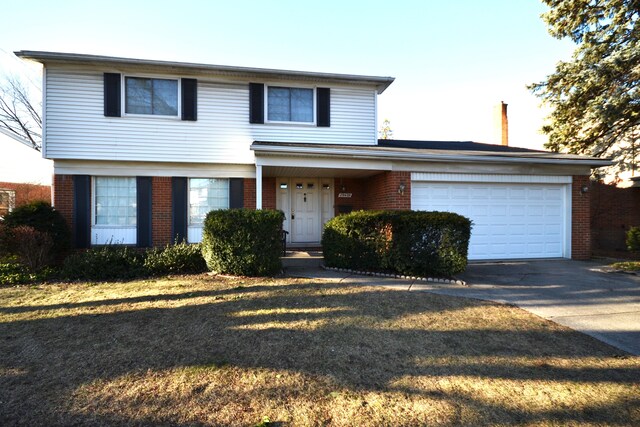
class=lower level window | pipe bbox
[189,178,229,225]
[95,177,137,226]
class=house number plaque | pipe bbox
[338,193,353,198]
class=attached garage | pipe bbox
[411,173,572,260]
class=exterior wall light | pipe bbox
[581,185,589,194]
[398,183,406,195]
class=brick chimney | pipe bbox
[493,101,508,146]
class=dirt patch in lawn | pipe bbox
[1,275,639,426]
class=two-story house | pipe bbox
[16,50,608,260]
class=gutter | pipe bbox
[15,50,395,94]
[251,144,612,167]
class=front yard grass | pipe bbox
[1,275,639,426]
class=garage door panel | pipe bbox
[411,181,568,260]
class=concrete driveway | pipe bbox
[433,260,640,356]
[288,259,640,355]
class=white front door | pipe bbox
[291,179,320,243]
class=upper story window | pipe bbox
[267,86,314,123]
[125,77,178,116]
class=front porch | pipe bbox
[248,172,411,246]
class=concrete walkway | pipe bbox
[285,260,640,356]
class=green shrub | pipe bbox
[201,209,285,276]
[322,210,471,278]
[390,211,471,277]
[144,241,207,275]
[0,256,56,285]
[0,257,33,285]
[321,210,395,270]
[62,246,147,281]
[2,201,71,261]
[626,226,640,253]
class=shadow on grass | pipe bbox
[1,279,638,425]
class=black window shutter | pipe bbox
[317,87,330,127]
[249,83,264,124]
[104,73,121,117]
[136,177,152,247]
[181,78,197,121]
[73,175,91,248]
[172,177,188,243]
[229,178,244,208]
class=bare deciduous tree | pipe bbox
[0,76,42,151]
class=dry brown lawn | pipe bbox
[1,274,639,426]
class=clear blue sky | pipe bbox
[0,0,574,149]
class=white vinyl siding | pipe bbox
[44,68,377,163]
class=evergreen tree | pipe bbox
[530,0,639,178]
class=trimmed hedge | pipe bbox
[201,209,285,276]
[62,241,207,282]
[144,242,207,275]
[322,210,471,277]
[62,246,147,281]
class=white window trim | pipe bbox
[122,74,182,119]
[264,84,316,126]
[92,176,137,229]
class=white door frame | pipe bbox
[276,177,334,244]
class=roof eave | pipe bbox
[14,50,395,93]
[250,144,612,167]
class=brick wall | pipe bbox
[52,174,74,243]
[364,171,411,210]
[571,175,591,260]
[242,178,276,210]
[333,178,366,214]
[243,178,256,209]
[262,177,276,210]
[152,177,172,246]
[0,181,51,207]
[591,181,640,257]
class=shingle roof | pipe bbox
[378,139,546,153]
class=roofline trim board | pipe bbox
[250,143,612,167]
[15,50,395,93]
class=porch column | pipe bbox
[256,164,263,209]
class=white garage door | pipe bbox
[411,181,569,260]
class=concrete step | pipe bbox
[281,250,324,268]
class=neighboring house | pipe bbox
[0,127,52,216]
[16,50,609,260]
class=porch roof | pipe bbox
[251,141,611,167]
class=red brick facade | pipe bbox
[53,174,74,242]
[571,175,591,260]
[333,178,366,214]
[51,172,595,259]
[243,178,256,209]
[262,177,276,210]
[0,181,51,208]
[152,177,172,246]
[363,171,411,210]
[591,181,640,257]
[332,172,411,214]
